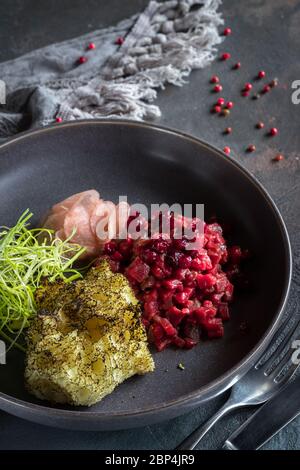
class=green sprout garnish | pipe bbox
[0,209,85,352]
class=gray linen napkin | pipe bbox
[0,0,223,141]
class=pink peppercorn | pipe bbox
[222,109,230,117]
[223,146,231,155]
[55,117,62,123]
[233,62,241,69]
[247,144,256,153]
[244,83,252,91]
[217,97,225,105]
[210,75,220,84]
[214,84,223,92]
[223,27,232,36]
[221,52,231,60]
[226,101,234,109]
[270,78,278,88]
[87,42,96,50]
[256,122,264,129]
[78,56,87,64]
[213,105,222,113]
[116,37,124,45]
[269,127,278,136]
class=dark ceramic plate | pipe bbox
[0,120,291,430]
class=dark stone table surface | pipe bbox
[0,0,299,450]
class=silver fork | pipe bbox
[176,314,300,450]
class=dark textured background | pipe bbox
[0,0,300,450]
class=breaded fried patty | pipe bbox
[25,260,154,406]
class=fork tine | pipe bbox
[268,337,300,380]
[272,313,294,341]
[273,356,300,384]
[259,315,300,370]
[277,359,300,383]
[255,313,294,367]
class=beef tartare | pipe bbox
[98,212,247,351]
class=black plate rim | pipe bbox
[0,119,292,420]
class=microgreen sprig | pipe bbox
[0,209,85,351]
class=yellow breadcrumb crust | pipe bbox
[25,260,154,406]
